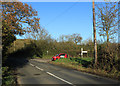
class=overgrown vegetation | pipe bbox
[97,43,120,78]
[50,56,120,80]
[2,67,16,85]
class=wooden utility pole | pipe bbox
[92,0,97,65]
[118,1,120,59]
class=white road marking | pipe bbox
[35,66,44,71]
[46,72,75,86]
[29,63,34,67]
[29,63,75,86]
[29,63,44,71]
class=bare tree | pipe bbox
[95,1,118,43]
[71,33,82,44]
[25,27,50,41]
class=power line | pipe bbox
[44,1,80,27]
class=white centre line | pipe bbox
[46,72,75,86]
[29,63,75,86]
[35,66,44,71]
[29,63,34,67]
[29,63,44,71]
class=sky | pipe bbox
[16,2,118,42]
[17,2,97,41]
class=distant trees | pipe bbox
[2,2,40,61]
[72,33,82,44]
[25,27,51,41]
[96,1,118,43]
[59,33,82,45]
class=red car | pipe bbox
[52,53,68,61]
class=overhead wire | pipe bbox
[44,0,80,27]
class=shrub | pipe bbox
[2,67,16,85]
[97,43,119,73]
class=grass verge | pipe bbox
[49,57,120,81]
[2,67,17,86]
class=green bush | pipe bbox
[10,42,43,59]
[97,43,119,73]
[2,67,16,86]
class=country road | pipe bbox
[16,59,120,85]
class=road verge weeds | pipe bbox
[49,58,120,81]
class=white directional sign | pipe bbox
[81,48,87,57]
[82,51,87,53]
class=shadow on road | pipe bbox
[3,43,43,70]
[4,55,29,71]
[3,50,32,70]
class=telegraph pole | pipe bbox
[92,0,97,65]
[118,1,120,59]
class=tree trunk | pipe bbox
[106,30,109,43]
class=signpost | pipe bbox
[81,48,87,58]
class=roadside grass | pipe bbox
[50,57,120,81]
[78,57,93,61]
[2,67,16,85]
[51,57,92,68]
